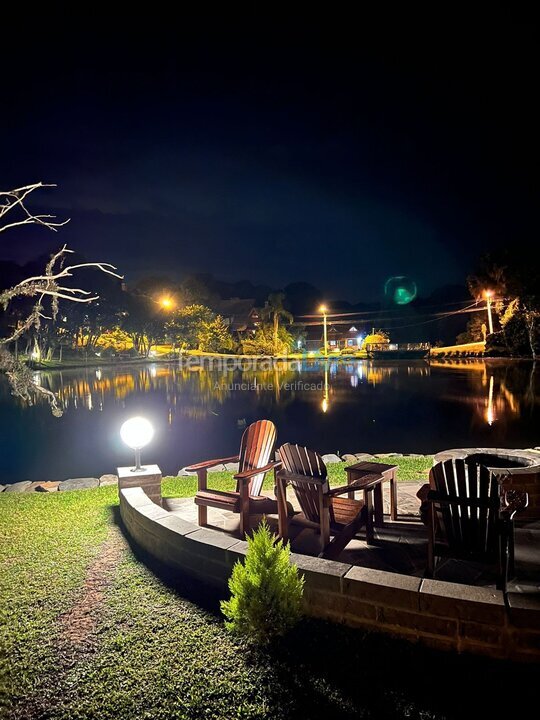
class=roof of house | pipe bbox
[305,324,365,341]
[213,297,257,317]
[212,298,259,332]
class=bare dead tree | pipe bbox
[0,182,69,234]
[0,183,122,415]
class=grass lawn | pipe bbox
[166,455,434,495]
[1,473,536,719]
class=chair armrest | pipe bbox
[184,456,239,472]
[416,483,431,502]
[327,481,376,497]
[426,490,497,509]
[500,489,529,520]
[328,474,381,496]
[276,470,326,486]
[234,460,281,482]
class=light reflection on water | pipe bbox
[0,359,538,483]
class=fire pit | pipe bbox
[433,447,540,521]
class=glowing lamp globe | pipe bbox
[120,417,154,472]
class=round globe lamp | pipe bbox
[120,416,154,472]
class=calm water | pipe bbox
[0,359,538,483]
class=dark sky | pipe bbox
[1,20,537,302]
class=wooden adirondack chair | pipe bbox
[276,443,370,560]
[425,459,528,590]
[186,420,280,536]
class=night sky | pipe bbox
[1,21,537,302]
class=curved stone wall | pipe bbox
[120,487,540,662]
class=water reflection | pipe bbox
[26,359,538,431]
[321,363,329,413]
[2,358,538,482]
[429,358,535,428]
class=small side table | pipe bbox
[117,464,162,506]
[345,461,398,524]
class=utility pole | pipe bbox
[319,305,328,356]
[484,290,494,335]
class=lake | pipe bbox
[0,358,538,483]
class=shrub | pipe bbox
[197,315,234,353]
[221,520,304,643]
[241,325,293,355]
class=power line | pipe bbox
[297,302,495,331]
[379,304,485,331]
[297,298,482,319]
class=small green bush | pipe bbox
[221,519,304,643]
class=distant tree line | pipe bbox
[1,257,301,361]
[458,253,540,358]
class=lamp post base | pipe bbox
[117,464,162,506]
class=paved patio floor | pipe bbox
[164,482,540,597]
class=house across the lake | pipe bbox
[214,298,260,337]
[303,324,366,352]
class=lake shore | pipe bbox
[30,350,368,371]
[2,358,537,484]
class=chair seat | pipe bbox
[432,539,498,563]
[195,490,283,517]
[330,496,365,529]
[195,489,241,512]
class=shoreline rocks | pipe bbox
[0,452,432,493]
[4,481,32,493]
[99,474,119,486]
[0,474,119,494]
[321,453,341,464]
[35,481,61,492]
[59,477,100,492]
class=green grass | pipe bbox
[161,455,433,498]
[1,463,535,719]
[0,486,118,716]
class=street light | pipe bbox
[319,304,328,357]
[483,290,494,335]
[160,296,174,310]
[120,416,154,472]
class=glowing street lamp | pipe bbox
[160,296,174,310]
[120,416,154,472]
[483,290,494,335]
[319,304,328,357]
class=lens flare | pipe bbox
[384,276,417,305]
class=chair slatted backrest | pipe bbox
[430,459,500,558]
[279,443,330,524]
[237,420,277,496]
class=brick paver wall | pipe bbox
[120,487,540,663]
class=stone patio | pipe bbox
[164,481,540,596]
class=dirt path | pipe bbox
[57,527,125,657]
[10,527,126,720]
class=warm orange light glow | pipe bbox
[160,297,174,310]
[319,304,327,313]
[483,290,494,334]
[321,397,328,413]
[486,374,495,426]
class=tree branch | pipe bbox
[0,183,123,415]
[0,182,69,233]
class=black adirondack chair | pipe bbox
[425,459,528,590]
[276,443,370,559]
